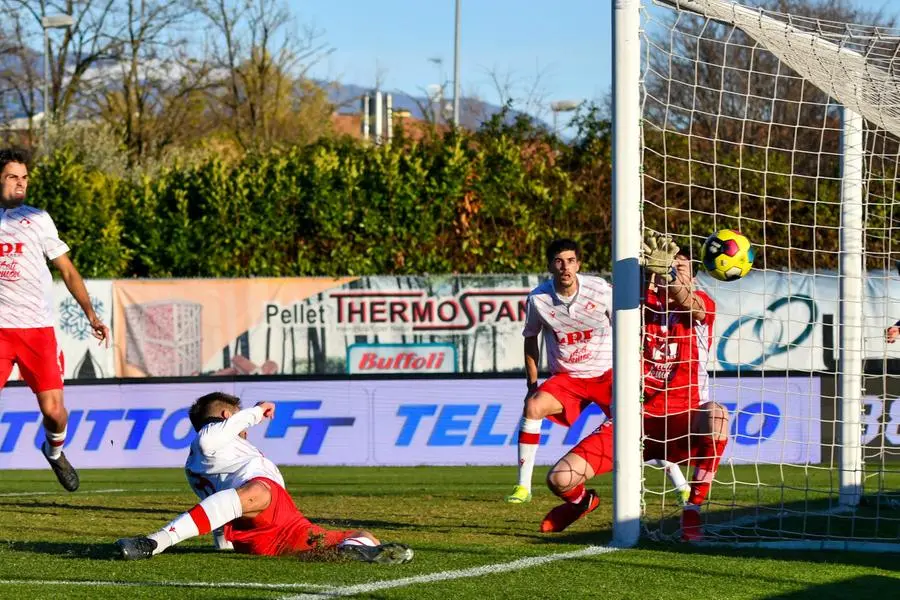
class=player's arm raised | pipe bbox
[198,402,276,453]
[51,253,109,347]
[665,256,707,323]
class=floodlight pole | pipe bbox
[452,0,461,127]
[41,14,74,147]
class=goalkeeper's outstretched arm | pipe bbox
[662,255,707,323]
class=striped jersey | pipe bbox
[0,206,69,328]
[522,274,613,378]
[642,287,715,416]
[184,406,284,500]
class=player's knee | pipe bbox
[707,403,729,440]
[524,392,556,420]
[36,390,66,423]
[237,480,272,513]
[546,465,581,494]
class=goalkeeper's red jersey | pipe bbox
[641,287,715,416]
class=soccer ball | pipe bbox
[701,229,755,282]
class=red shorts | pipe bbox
[0,327,64,393]
[642,411,695,464]
[568,410,697,475]
[224,478,355,556]
[539,371,612,427]
[570,420,615,476]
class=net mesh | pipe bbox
[639,0,900,546]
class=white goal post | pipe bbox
[612,0,900,549]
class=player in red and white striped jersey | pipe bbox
[116,392,413,564]
[0,149,109,492]
[505,238,614,504]
[539,238,730,539]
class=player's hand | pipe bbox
[524,382,538,403]
[90,317,110,348]
[256,401,276,418]
[886,326,900,344]
[641,233,679,277]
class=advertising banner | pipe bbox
[346,343,457,374]
[0,380,366,469]
[113,278,356,377]
[112,276,539,378]
[0,376,820,469]
[95,270,900,378]
[858,374,900,456]
[700,269,900,372]
[54,279,116,380]
[6,280,115,384]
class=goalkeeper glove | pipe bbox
[641,233,679,280]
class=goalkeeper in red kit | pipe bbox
[538,235,729,541]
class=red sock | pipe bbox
[688,435,727,506]
[558,483,586,504]
[188,504,212,535]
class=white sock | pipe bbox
[517,418,543,490]
[148,488,243,555]
[43,427,66,460]
[213,527,234,550]
[646,459,689,494]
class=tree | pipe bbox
[197,0,334,151]
[0,0,124,133]
[92,0,216,162]
[641,0,900,269]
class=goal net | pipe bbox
[619,0,900,549]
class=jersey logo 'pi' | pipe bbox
[557,329,593,345]
[0,242,24,257]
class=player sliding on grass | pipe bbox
[115,392,413,563]
[507,238,689,504]
[539,237,729,541]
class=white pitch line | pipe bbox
[0,579,335,592]
[0,488,181,498]
[0,488,125,497]
[282,545,621,600]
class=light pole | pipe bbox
[550,99,582,135]
[452,0,461,127]
[41,13,74,145]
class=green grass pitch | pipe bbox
[0,465,897,599]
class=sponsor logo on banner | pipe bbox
[347,343,457,374]
[861,395,900,448]
[715,295,819,371]
[0,381,367,469]
[0,377,820,469]
[57,280,114,379]
[374,377,820,466]
[91,272,900,377]
[330,290,529,332]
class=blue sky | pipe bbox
[303,0,609,115]
[301,0,898,115]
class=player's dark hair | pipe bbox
[0,148,30,173]
[546,238,579,264]
[189,392,242,431]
